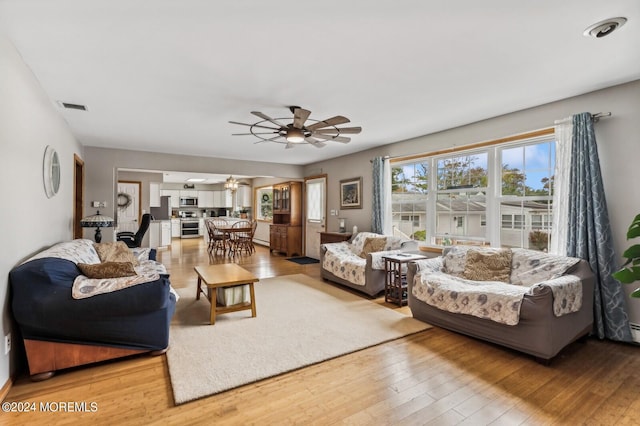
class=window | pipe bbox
[499,139,555,251]
[435,152,487,245]
[390,132,555,250]
[255,186,273,221]
[391,161,428,240]
[306,180,323,223]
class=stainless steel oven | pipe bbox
[180,219,200,238]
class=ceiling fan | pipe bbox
[229,106,362,149]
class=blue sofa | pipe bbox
[9,239,176,380]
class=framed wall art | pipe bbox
[340,177,362,209]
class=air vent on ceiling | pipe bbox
[58,101,88,111]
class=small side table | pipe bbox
[383,253,427,306]
[320,232,352,244]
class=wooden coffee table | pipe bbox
[194,264,259,324]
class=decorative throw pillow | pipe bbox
[94,241,139,266]
[77,261,137,279]
[463,248,512,282]
[359,237,387,258]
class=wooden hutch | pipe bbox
[270,181,302,257]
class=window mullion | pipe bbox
[426,157,437,244]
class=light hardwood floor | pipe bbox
[4,238,640,425]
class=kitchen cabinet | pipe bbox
[213,190,232,208]
[171,218,180,238]
[180,189,198,198]
[199,218,205,236]
[198,190,215,208]
[236,185,252,209]
[161,189,180,208]
[270,181,302,257]
[150,183,161,207]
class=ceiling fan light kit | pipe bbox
[229,106,362,149]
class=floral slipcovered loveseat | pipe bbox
[9,239,177,379]
[320,232,418,296]
[406,246,595,361]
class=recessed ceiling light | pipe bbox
[583,17,627,38]
[186,178,206,182]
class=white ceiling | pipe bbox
[1,0,639,168]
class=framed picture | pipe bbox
[340,177,362,209]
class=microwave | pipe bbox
[179,196,198,207]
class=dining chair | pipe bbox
[206,218,227,255]
[229,220,253,256]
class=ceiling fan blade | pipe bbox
[306,116,350,131]
[251,111,287,128]
[314,126,362,135]
[292,108,311,129]
[305,137,326,148]
[229,121,280,131]
[232,132,279,136]
[313,134,351,143]
[253,135,284,144]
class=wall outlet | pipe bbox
[4,333,10,355]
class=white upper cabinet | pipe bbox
[198,190,215,208]
[236,185,252,208]
[213,190,232,208]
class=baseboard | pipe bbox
[0,377,13,402]
[630,322,640,343]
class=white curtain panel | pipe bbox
[383,158,393,236]
[550,116,573,255]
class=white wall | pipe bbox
[304,79,640,325]
[0,34,83,386]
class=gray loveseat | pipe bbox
[406,246,595,362]
[320,231,418,296]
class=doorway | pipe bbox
[117,181,141,234]
[73,154,84,239]
[304,175,327,259]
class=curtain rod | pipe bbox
[592,112,612,122]
[370,113,612,163]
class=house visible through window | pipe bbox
[390,133,555,250]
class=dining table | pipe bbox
[216,224,254,256]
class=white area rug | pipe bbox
[166,274,431,404]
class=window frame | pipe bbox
[389,129,556,249]
[254,185,273,222]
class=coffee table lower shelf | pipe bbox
[194,264,259,324]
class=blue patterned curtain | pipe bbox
[567,112,632,341]
[372,156,384,234]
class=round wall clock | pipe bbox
[43,145,61,198]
